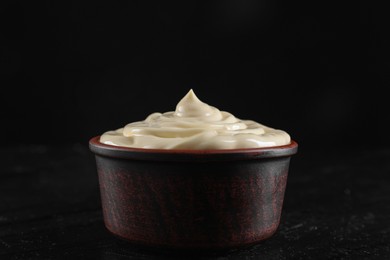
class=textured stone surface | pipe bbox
[0,145,389,259]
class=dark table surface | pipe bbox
[0,145,389,259]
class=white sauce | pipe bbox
[100,90,290,149]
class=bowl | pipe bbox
[89,136,298,250]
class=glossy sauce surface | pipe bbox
[100,90,290,149]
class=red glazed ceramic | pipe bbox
[89,136,298,250]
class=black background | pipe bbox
[1,1,389,150]
[1,2,390,258]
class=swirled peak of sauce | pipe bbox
[100,89,291,149]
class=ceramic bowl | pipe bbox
[89,136,298,250]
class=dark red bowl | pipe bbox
[89,136,298,250]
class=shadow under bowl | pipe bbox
[89,136,298,250]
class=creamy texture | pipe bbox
[100,90,290,149]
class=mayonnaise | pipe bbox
[100,89,291,149]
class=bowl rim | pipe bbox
[89,136,298,162]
